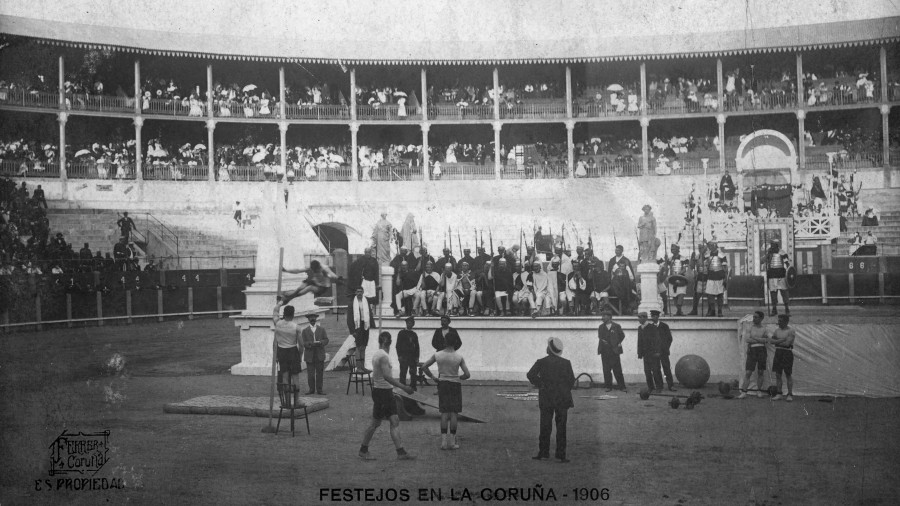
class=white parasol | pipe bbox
[193,144,207,150]
[606,84,624,91]
[242,84,258,92]
[393,91,408,98]
[252,151,267,163]
[74,149,92,158]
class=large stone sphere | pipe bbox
[674,355,711,389]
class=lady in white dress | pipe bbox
[574,159,587,177]
[218,165,231,182]
[627,91,639,114]
[259,92,271,115]
[445,143,458,164]
[188,93,203,116]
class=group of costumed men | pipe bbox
[385,242,642,317]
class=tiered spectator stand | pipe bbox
[1,45,897,186]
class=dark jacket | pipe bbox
[636,323,660,359]
[346,299,375,333]
[597,321,625,355]
[526,354,575,409]
[300,325,329,362]
[656,321,673,356]
[432,327,462,351]
[396,329,420,362]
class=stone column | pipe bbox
[57,112,68,181]
[493,67,500,120]
[637,262,662,314]
[279,121,288,177]
[421,122,430,180]
[796,53,804,107]
[350,122,359,181]
[206,119,216,182]
[134,59,141,114]
[421,67,428,121]
[639,62,647,113]
[58,55,64,110]
[716,58,724,111]
[565,65,573,118]
[133,116,143,181]
[493,121,502,180]
[380,266,395,314]
[350,68,357,121]
[565,120,575,178]
[717,114,726,171]
[207,64,214,118]
[882,105,891,187]
[640,116,650,175]
[279,66,286,119]
[796,109,806,170]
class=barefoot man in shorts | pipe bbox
[738,311,770,399]
[770,314,795,402]
[359,332,417,461]
[280,260,338,303]
[421,332,470,450]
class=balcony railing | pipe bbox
[0,87,60,109]
[68,161,136,180]
[429,104,494,120]
[67,94,134,113]
[215,101,280,119]
[433,163,495,180]
[143,97,204,117]
[356,104,423,121]
[143,162,209,181]
[804,152,884,171]
[0,159,61,177]
[284,103,350,120]
[721,92,798,111]
[500,161,570,179]
[578,161,642,178]
[500,101,568,119]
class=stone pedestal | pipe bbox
[379,265,394,314]
[637,262,662,314]
[230,182,326,375]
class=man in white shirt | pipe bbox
[272,302,303,406]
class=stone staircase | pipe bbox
[835,188,900,256]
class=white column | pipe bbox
[134,59,141,114]
[133,116,143,181]
[206,120,216,182]
[717,114,726,172]
[640,117,650,175]
[350,122,359,181]
[796,53,804,108]
[58,55,64,109]
[279,66,287,120]
[350,68,357,121]
[421,67,428,121]
[380,266,395,314]
[57,112,68,180]
[796,110,805,170]
[639,62,646,113]
[493,121,502,180]
[565,120,575,178]
[207,64,214,118]
[565,65,572,118]
[421,122,430,180]
[716,58,723,112]
[493,67,500,120]
[882,105,892,186]
[279,121,288,177]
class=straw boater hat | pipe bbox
[547,337,564,356]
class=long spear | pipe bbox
[448,225,452,253]
[457,229,463,260]
[489,228,494,256]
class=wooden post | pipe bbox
[126,290,133,324]
[820,274,828,305]
[157,288,164,323]
[188,287,194,320]
[217,286,223,319]
[96,291,103,326]
[848,273,855,304]
[35,293,42,331]
[66,293,73,328]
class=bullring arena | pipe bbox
[1,1,899,504]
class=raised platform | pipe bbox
[336,315,741,383]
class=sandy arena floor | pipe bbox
[1,312,898,505]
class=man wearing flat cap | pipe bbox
[527,337,576,463]
[301,312,329,395]
[637,311,664,393]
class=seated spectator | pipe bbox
[861,208,879,227]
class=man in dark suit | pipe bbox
[301,313,329,394]
[347,287,374,372]
[597,311,626,392]
[651,309,676,391]
[431,315,462,351]
[636,311,664,393]
[527,337,575,463]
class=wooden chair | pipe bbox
[276,381,310,436]
[346,353,373,395]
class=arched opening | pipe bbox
[312,224,349,252]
